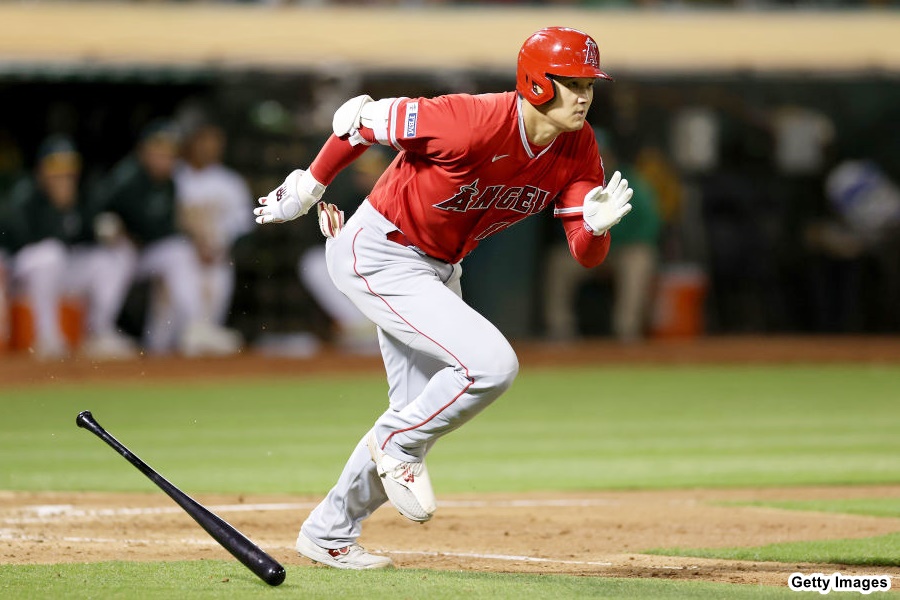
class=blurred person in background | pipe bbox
[0,130,23,195]
[1,171,20,351]
[543,131,661,342]
[4,136,137,360]
[90,120,242,356]
[173,121,254,332]
[804,157,900,332]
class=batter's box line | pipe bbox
[383,549,614,567]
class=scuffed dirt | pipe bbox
[2,487,899,587]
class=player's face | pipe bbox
[543,77,594,132]
[38,155,80,210]
[139,139,178,182]
[39,170,79,210]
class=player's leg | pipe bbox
[12,239,68,358]
[332,229,518,462]
[298,203,517,560]
[135,236,202,353]
[68,243,138,359]
[298,434,388,548]
[542,242,590,340]
[299,327,443,550]
[136,235,240,355]
[198,259,235,327]
[143,281,179,354]
[325,203,517,519]
[611,243,657,342]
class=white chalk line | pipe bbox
[4,498,619,524]
[384,549,614,567]
[0,530,219,546]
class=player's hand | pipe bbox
[316,202,344,238]
[254,169,325,225]
[582,170,634,236]
[94,212,126,244]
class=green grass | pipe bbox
[646,532,900,567]
[722,497,900,518]
[3,364,899,599]
[0,365,898,494]
[0,562,802,599]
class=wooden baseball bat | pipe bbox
[75,410,285,586]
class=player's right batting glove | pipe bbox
[582,170,634,236]
[255,169,326,224]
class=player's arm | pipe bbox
[254,95,392,226]
[556,171,633,268]
[255,93,468,226]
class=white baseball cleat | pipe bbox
[81,332,139,361]
[366,429,436,522]
[295,532,393,570]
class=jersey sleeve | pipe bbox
[553,129,610,268]
[309,94,476,186]
[562,218,611,268]
[372,95,474,163]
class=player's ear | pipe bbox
[532,83,543,97]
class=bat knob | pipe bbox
[76,411,93,428]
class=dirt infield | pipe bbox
[2,337,899,588]
[2,486,900,587]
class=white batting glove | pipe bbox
[254,169,326,225]
[582,170,634,236]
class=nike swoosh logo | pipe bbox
[492,154,509,163]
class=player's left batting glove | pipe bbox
[582,170,634,236]
[316,201,344,238]
[255,169,326,224]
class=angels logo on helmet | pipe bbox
[584,39,600,68]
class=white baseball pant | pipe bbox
[300,200,519,547]
[12,239,132,350]
[117,235,206,353]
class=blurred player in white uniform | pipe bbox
[254,27,634,569]
[174,122,254,329]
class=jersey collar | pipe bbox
[516,95,556,161]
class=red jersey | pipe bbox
[366,92,605,264]
[310,91,610,267]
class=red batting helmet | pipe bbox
[516,27,612,106]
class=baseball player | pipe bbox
[174,122,254,330]
[91,120,242,356]
[255,27,633,569]
[5,136,137,360]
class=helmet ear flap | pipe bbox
[519,69,555,106]
[533,75,555,105]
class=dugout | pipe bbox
[1,5,899,342]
